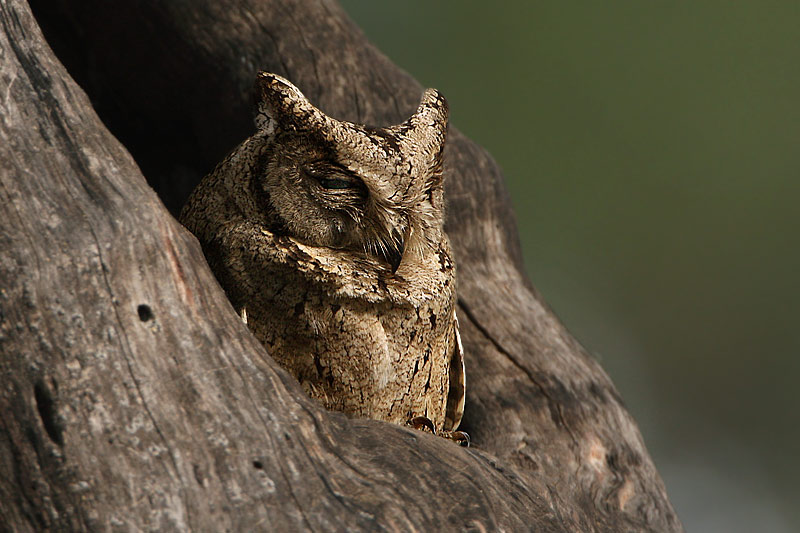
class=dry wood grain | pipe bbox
[1,0,682,530]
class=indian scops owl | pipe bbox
[180,72,465,440]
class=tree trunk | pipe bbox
[1,0,681,530]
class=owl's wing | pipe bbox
[444,311,466,432]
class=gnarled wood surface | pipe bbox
[1,0,681,530]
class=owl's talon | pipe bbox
[407,416,437,435]
[447,430,470,447]
[407,418,469,446]
[438,429,470,447]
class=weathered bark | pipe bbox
[0,0,681,530]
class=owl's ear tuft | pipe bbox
[254,71,324,134]
[410,89,449,135]
[408,89,448,145]
[403,89,448,176]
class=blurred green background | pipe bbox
[340,2,799,531]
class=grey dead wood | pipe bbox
[0,0,682,531]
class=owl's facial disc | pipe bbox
[299,160,407,272]
[261,149,406,271]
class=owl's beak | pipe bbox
[386,239,404,273]
[381,224,408,273]
[388,222,417,273]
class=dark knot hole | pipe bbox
[137,304,154,322]
[34,380,64,447]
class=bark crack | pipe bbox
[457,298,580,449]
[84,217,193,529]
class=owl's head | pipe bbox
[251,72,448,273]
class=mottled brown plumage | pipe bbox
[180,72,464,434]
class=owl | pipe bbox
[180,72,466,442]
